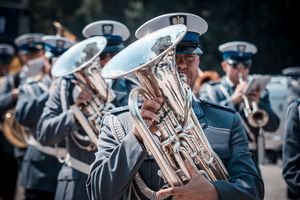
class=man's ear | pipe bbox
[221,60,227,73]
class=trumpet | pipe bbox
[238,73,269,128]
[102,24,229,188]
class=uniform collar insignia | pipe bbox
[169,15,187,25]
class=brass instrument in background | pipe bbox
[52,36,114,151]
[2,109,28,148]
[1,70,28,148]
[102,25,229,187]
[53,21,77,41]
[238,73,269,128]
[193,70,220,97]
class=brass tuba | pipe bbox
[102,24,229,187]
[238,73,269,128]
[52,36,115,151]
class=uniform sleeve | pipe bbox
[212,113,265,200]
[199,83,235,109]
[86,114,148,200]
[0,76,16,114]
[36,80,79,145]
[282,102,300,197]
[259,90,280,132]
[15,84,49,127]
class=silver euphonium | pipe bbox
[238,73,269,128]
[102,24,229,187]
[52,36,115,151]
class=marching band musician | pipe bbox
[86,13,264,200]
[0,34,47,193]
[199,41,280,170]
[0,43,18,200]
[15,35,75,200]
[82,20,136,107]
[36,21,133,200]
[282,67,300,199]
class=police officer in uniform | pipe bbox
[0,43,19,200]
[199,41,280,169]
[82,20,135,106]
[282,67,300,199]
[15,35,75,200]
[36,21,133,200]
[87,13,264,200]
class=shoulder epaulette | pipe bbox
[200,99,236,113]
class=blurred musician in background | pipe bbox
[0,43,19,200]
[36,20,133,200]
[15,35,75,200]
[200,41,280,171]
[282,67,300,199]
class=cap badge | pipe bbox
[56,40,66,51]
[27,37,35,47]
[169,15,187,25]
[237,44,246,56]
[102,24,113,36]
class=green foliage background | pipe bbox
[4,0,300,75]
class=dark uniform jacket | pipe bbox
[36,75,134,200]
[200,77,280,141]
[15,75,63,192]
[86,100,264,200]
[282,100,300,198]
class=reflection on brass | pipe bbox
[2,109,28,148]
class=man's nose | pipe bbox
[236,63,247,71]
[177,59,188,70]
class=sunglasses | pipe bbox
[226,59,252,69]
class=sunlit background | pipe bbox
[0,0,299,75]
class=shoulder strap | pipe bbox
[37,81,49,93]
[60,78,69,112]
[218,84,231,100]
[22,84,37,98]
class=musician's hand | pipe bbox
[133,97,163,142]
[246,86,261,104]
[72,85,93,106]
[11,88,19,101]
[156,161,219,200]
[230,82,248,105]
